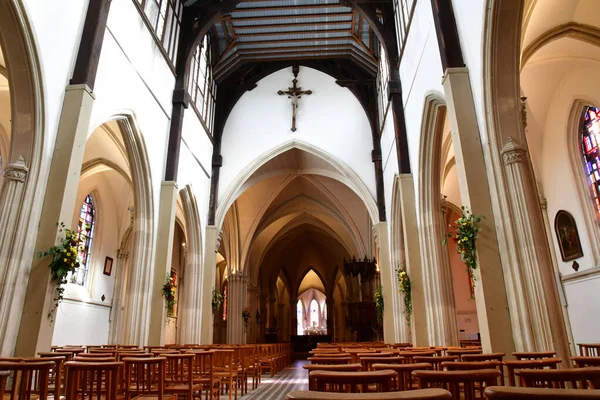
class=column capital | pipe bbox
[501,137,528,166]
[4,155,28,182]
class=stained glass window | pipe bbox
[310,299,319,328]
[70,194,95,286]
[296,300,304,335]
[581,106,600,219]
[222,283,228,321]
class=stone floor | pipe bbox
[226,360,308,400]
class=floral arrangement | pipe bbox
[242,307,251,330]
[445,206,483,289]
[211,288,223,314]
[161,270,177,318]
[374,285,384,325]
[395,266,412,325]
[38,222,81,322]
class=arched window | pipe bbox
[70,194,95,286]
[310,299,319,328]
[222,282,228,321]
[581,106,600,219]
[296,300,304,335]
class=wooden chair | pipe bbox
[360,357,404,371]
[65,361,122,400]
[164,354,202,400]
[309,369,396,393]
[573,357,600,368]
[413,357,458,372]
[304,365,363,390]
[513,352,556,360]
[187,351,218,400]
[287,388,452,399]
[461,353,504,363]
[72,356,116,363]
[484,386,600,399]
[578,344,600,357]
[516,367,600,389]
[504,358,562,386]
[373,363,432,391]
[75,353,115,359]
[309,357,352,365]
[441,360,503,385]
[34,354,67,399]
[0,361,53,400]
[213,350,238,400]
[413,369,501,400]
[397,352,436,364]
[446,349,482,358]
[123,357,176,400]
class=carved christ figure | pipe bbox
[278,67,312,132]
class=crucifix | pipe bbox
[277,65,312,132]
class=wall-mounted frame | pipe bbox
[554,210,584,262]
[103,256,113,276]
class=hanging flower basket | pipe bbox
[395,266,412,325]
[211,288,223,314]
[38,222,81,322]
[444,206,483,292]
[162,270,177,318]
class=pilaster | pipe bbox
[227,272,247,344]
[442,68,514,355]
[14,84,95,356]
[148,181,179,346]
[200,226,221,343]
[372,222,394,342]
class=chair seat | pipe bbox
[165,383,203,392]
[132,396,177,400]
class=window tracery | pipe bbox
[581,106,600,219]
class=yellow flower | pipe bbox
[63,258,67,262]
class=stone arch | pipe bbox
[176,184,204,344]
[0,0,45,357]
[297,267,327,297]
[416,93,459,346]
[100,111,155,346]
[216,139,379,229]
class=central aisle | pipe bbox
[241,360,309,400]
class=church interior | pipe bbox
[0,0,600,398]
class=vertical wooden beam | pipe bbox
[70,0,112,90]
[430,0,465,70]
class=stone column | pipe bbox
[108,248,130,344]
[227,272,247,344]
[442,68,515,355]
[247,282,258,344]
[397,174,430,345]
[278,303,285,341]
[148,182,178,346]
[499,138,571,361]
[200,226,221,343]
[372,222,396,342]
[14,85,95,356]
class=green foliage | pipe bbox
[395,266,412,325]
[211,288,224,314]
[38,222,80,322]
[445,206,484,289]
[162,270,177,318]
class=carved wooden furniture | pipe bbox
[484,386,600,399]
[578,344,600,357]
[413,357,458,371]
[0,361,53,400]
[309,369,396,393]
[513,352,556,360]
[504,358,562,386]
[572,357,600,368]
[65,361,121,400]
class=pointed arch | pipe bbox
[297,268,326,296]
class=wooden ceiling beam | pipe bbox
[236,36,352,45]
[235,28,351,37]
[227,12,353,23]
[233,3,350,12]
[232,20,352,30]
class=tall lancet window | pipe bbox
[581,106,600,219]
[71,194,95,286]
[296,300,304,335]
[310,299,319,328]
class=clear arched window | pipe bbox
[70,194,95,286]
[581,106,600,219]
[310,299,319,328]
[296,300,304,335]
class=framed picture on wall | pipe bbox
[554,210,584,262]
[103,256,113,276]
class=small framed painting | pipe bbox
[554,210,584,262]
[103,256,114,276]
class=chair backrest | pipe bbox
[516,367,600,389]
[0,361,53,400]
[413,369,501,400]
[309,369,396,393]
[22,357,65,399]
[286,389,453,399]
[413,357,458,371]
[123,357,166,400]
[65,361,122,400]
[572,357,600,368]
[504,357,562,386]
[72,356,116,362]
[164,354,194,385]
[372,363,432,391]
[578,344,600,357]
[461,353,505,362]
[308,357,352,365]
[484,385,600,399]
[76,353,114,358]
[513,352,556,360]
[446,349,482,357]
[186,351,214,379]
[360,357,404,371]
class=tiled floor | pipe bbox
[233,360,308,400]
